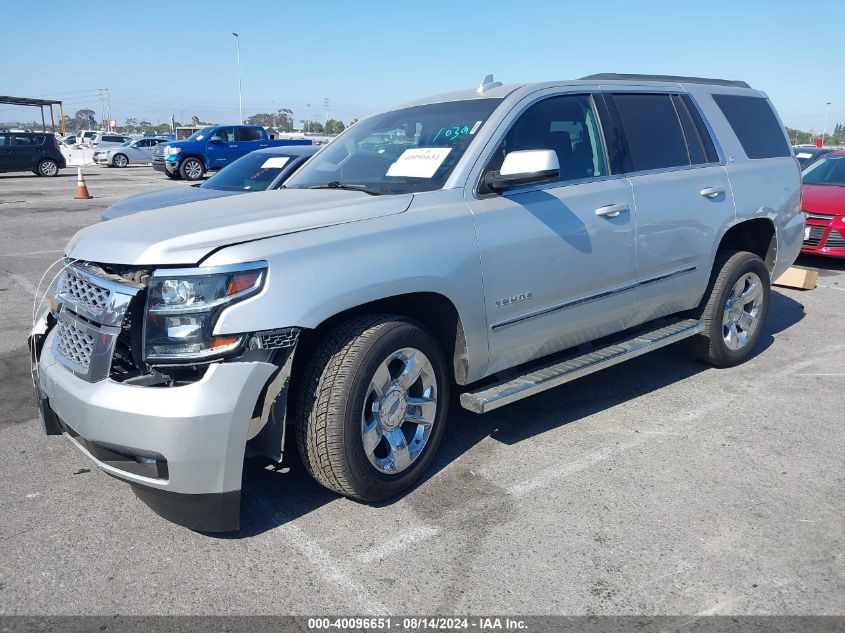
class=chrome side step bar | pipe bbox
[460,319,705,414]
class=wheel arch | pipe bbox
[715,218,777,273]
[292,291,471,388]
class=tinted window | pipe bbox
[12,135,45,145]
[673,94,719,164]
[610,93,689,171]
[102,135,124,143]
[236,127,262,142]
[0,135,9,146]
[485,94,608,183]
[712,94,790,159]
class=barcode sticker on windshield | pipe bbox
[261,156,290,169]
[386,148,452,178]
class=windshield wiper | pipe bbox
[302,181,383,196]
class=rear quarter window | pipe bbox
[712,94,791,159]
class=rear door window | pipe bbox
[607,93,690,172]
[712,94,791,159]
[236,127,262,142]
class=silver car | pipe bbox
[88,133,131,150]
[32,74,803,531]
[93,138,169,168]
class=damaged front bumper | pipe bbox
[33,321,294,532]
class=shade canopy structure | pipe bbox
[0,96,65,135]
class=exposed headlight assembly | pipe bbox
[144,262,266,364]
[166,146,181,156]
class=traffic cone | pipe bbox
[74,168,92,200]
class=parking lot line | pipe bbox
[357,525,440,564]
[0,249,64,257]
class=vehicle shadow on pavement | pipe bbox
[224,290,805,538]
[796,253,845,274]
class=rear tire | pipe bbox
[36,159,59,177]
[294,315,449,502]
[687,250,770,367]
[179,157,204,181]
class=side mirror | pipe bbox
[484,149,560,192]
[209,135,223,144]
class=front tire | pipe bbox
[687,250,770,367]
[179,157,204,181]
[294,315,449,502]
[36,159,59,177]
[112,153,128,168]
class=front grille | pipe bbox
[804,211,835,222]
[59,270,110,313]
[804,225,826,248]
[52,263,142,382]
[825,229,845,249]
[55,319,95,371]
[153,146,166,160]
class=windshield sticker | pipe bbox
[469,120,482,135]
[261,156,291,169]
[386,148,453,178]
[432,124,478,143]
[795,153,812,159]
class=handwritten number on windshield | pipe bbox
[432,125,471,143]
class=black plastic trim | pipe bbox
[131,484,241,533]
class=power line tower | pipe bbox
[324,97,329,124]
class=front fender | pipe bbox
[203,190,491,382]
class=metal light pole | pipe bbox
[232,33,244,124]
[822,101,831,145]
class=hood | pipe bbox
[101,186,238,220]
[67,188,413,265]
[801,184,845,216]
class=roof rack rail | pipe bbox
[579,73,751,89]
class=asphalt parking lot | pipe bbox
[0,166,843,616]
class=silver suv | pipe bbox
[31,74,804,531]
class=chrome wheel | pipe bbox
[113,153,128,167]
[39,160,58,176]
[361,347,438,474]
[183,159,202,179]
[722,272,764,351]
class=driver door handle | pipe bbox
[595,203,630,218]
[700,186,725,199]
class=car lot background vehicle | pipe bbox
[93,137,169,167]
[32,74,802,531]
[793,145,834,168]
[799,150,845,257]
[152,124,312,181]
[0,131,66,176]
[101,145,319,219]
[89,133,131,149]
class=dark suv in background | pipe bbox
[0,132,66,176]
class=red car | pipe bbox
[800,149,845,257]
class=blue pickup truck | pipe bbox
[152,124,312,180]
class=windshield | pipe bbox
[186,127,215,142]
[122,140,133,147]
[284,99,500,195]
[802,155,845,186]
[201,153,296,191]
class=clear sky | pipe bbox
[1,0,842,132]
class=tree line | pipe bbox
[30,108,357,136]
[787,123,845,146]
